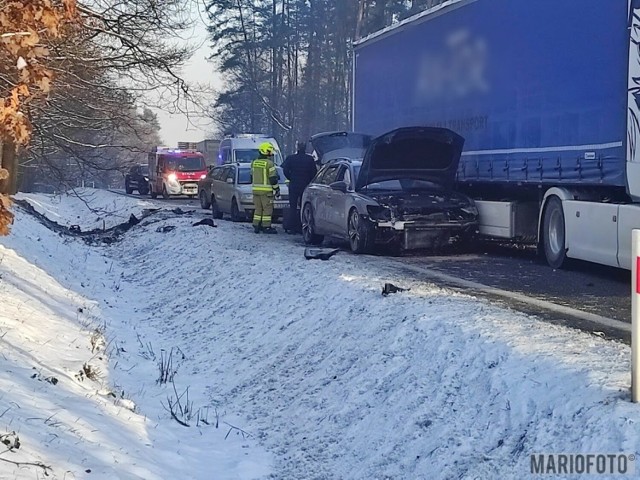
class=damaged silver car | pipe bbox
[300,126,478,253]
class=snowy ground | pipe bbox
[15,189,156,230]
[0,189,639,479]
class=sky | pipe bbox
[154,3,224,148]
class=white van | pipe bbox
[217,134,283,166]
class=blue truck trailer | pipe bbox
[353,0,640,269]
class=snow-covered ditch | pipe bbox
[0,189,638,479]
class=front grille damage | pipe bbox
[364,192,478,250]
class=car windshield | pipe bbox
[238,168,251,184]
[363,178,443,191]
[235,149,259,163]
[140,165,149,176]
[238,166,288,184]
[166,156,205,172]
[311,133,372,157]
[235,149,283,166]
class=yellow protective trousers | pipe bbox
[253,192,274,228]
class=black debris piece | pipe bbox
[193,218,217,228]
[304,248,340,261]
[156,225,176,233]
[171,208,196,215]
[69,225,81,233]
[382,283,410,296]
[128,214,140,226]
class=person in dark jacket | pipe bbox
[282,141,317,209]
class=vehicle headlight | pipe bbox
[143,177,149,182]
[168,173,177,182]
[367,205,392,222]
[240,193,253,202]
[200,174,206,179]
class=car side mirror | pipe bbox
[330,181,348,193]
[226,178,234,184]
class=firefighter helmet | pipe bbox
[258,142,275,156]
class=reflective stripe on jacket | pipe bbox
[252,158,278,193]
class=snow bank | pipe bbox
[0,206,271,479]
[1,190,638,479]
[15,188,155,230]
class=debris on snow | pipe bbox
[193,218,217,228]
[381,282,410,296]
[304,247,340,260]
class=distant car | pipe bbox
[198,163,289,222]
[300,126,479,253]
[307,131,373,165]
[125,164,149,195]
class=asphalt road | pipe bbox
[122,192,632,341]
[393,247,630,342]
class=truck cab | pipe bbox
[148,147,207,199]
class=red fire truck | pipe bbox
[148,145,208,199]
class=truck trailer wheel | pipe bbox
[542,196,567,269]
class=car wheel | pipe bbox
[348,209,374,254]
[211,196,223,219]
[200,190,211,210]
[162,185,170,200]
[301,203,324,245]
[230,198,243,222]
[138,187,149,196]
[125,182,133,195]
[542,196,567,269]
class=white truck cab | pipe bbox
[217,134,284,166]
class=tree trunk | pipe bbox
[355,0,366,41]
[0,141,18,195]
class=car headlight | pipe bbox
[367,205,392,222]
[143,177,149,182]
[240,193,253,202]
[168,173,177,182]
[200,174,206,179]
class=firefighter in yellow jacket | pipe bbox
[251,142,280,234]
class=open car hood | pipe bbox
[310,131,372,159]
[320,148,366,164]
[355,127,464,191]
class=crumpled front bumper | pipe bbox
[373,219,477,250]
